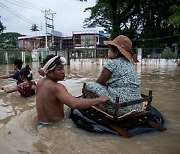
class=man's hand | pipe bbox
[99,95,109,103]
[1,86,7,91]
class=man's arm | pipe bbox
[56,84,109,109]
[38,68,45,77]
[0,74,13,79]
[8,70,15,74]
[31,85,36,90]
[1,86,19,93]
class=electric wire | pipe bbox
[19,0,48,10]
[0,15,32,30]
[133,35,180,42]
[4,0,40,11]
[1,0,54,34]
[0,2,38,25]
[0,3,33,24]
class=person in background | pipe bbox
[36,55,109,126]
[0,59,23,84]
[85,35,142,116]
[38,64,46,77]
[38,63,46,77]
[38,55,56,77]
[1,65,36,97]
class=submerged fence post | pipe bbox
[4,51,8,64]
[41,51,44,62]
[64,48,70,65]
[22,51,25,65]
[137,48,142,63]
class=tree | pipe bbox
[138,0,179,48]
[163,4,180,41]
[83,0,142,39]
[0,32,22,48]
[83,0,179,47]
[166,5,180,28]
[30,24,39,31]
[0,19,6,34]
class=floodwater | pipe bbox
[0,59,180,154]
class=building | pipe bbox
[18,30,62,51]
[18,30,110,51]
[72,30,109,49]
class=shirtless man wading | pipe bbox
[36,55,109,125]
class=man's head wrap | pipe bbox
[42,56,66,74]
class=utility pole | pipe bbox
[51,12,56,49]
[42,9,56,52]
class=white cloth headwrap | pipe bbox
[42,56,66,74]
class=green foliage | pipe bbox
[30,24,39,31]
[84,37,90,47]
[163,4,180,43]
[0,49,32,64]
[0,32,22,48]
[83,0,179,47]
[161,47,177,59]
[168,5,180,27]
[0,20,6,33]
[0,50,5,63]
[8,50,22,63]
[25,51,32,62]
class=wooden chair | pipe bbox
[82,83,166,137]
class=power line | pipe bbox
[1,0,53,34]
[133,35,180,42]
[0,2,36,25]
[0,15,33,31]
[19,0,49,10]
[4,0,40,11]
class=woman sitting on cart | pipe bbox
[85,35,142,116]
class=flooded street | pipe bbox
[0,59,180,154]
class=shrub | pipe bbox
[161,47,177,59]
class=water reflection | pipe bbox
[0,60,180,154]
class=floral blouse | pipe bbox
[85,57,142,116]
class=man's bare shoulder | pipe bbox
[37,78,66,91]
[55,82,67,92]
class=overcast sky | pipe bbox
[0,0,102,36]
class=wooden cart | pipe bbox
[80,83,166,137]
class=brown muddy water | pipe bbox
[0,59,179,154]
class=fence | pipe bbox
[0,47,179,64]
[0,49,41,64]
[70,47,179,59]
[141,47,179,59]
[70,48,108,59]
